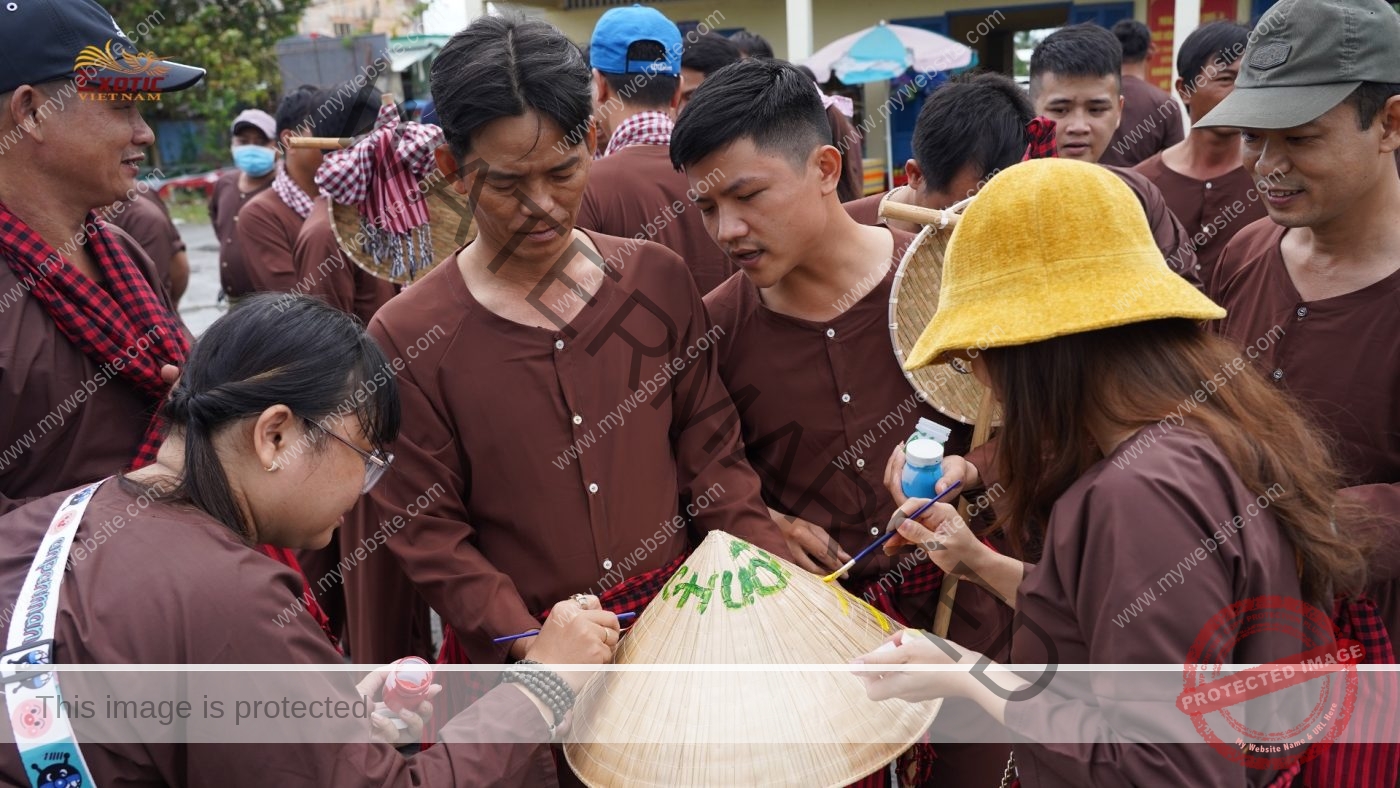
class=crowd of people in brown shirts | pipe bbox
[0,0,1398,785]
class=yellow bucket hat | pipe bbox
[904,158,1225,371]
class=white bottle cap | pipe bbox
[916,417,952,445]
[905,438,943,468]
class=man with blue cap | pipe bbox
[0,0,203,512]
[576,4,737,294]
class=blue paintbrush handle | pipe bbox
[849,481,964,566]
[493,611,637,644]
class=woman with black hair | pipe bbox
[0,294,619,787]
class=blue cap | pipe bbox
[0,0,204,96]
[589,5,682,76]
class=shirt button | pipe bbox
[588,482,599,494]
[840,393,851,404]
[870,526,881,535]
[603,559,613,570]
[555,339,565,350]
[1296,306,1308,319]
[1272,368,1285,381]
[856,458,866,469]
[1205,182,1213,190]
[572,414,583,425]
[825,328,836,338]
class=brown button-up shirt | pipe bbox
[1101,75,1185,168]
[705,229,1013,786]
[295,196,399,324]
[576,144,736,295]
[236,188,305,295]
[0,483,557,787]
[106,189,184,296]
[0,230,171,513]
[208,170,272,298]
[353,231,787,665]
[842,190,885,226]
[1209,218,1400,637]
[1134,152,1268,282]
[1009,427,1305,787]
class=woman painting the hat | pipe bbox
[856,159,1379,786]
[0,295,620,787]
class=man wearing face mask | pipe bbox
[208,108,277,306]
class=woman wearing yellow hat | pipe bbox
[855,159,1370,786]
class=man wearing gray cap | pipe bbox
[0,0,203,511]
[1204,0,1400,750]
[209,108,278,303]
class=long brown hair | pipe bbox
[982,318,1368,604]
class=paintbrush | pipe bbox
[821,481,963,583]
[492,611,637,644]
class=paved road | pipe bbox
[176,217,226,337]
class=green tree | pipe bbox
[106,0,311,165]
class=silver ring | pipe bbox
[571,593,588,607]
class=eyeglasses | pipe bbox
[303,418,393,493]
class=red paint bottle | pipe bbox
[382,656,434,714]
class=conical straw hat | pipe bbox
[329,167,477,285]
[563,531,940,787]
[890,224,1001,425]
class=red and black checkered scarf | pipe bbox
[0,200,187,466]
[1022,117,1059,161]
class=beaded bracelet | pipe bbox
[502,659,576,732]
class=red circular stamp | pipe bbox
[1177,595,1360,770]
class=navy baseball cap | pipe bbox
[589,5,682,76]
[0,0,205,95]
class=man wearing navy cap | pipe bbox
[575,4,737,295]
[0,0,202,511]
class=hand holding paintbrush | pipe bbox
[821,481,962,583]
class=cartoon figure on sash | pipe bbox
[31,753,83,788]
[6,648,51,690]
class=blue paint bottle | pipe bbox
[901,418,952,499]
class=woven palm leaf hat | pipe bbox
[903,158,1224,372]
[563,531,939,787]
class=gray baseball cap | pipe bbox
[1196,0,1400,130]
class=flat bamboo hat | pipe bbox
[889,220,1000,425]
[563,531,939,788]
[329,168,477,284]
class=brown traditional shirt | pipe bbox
[705,228,1011,786]
[236,188,305,296]
[106,189,184,296]
[1134,152,1268,282]
[0,232,170,513]
[295,196,399,324]
[208,170,272,298]
[1209,218,1400,636]
[842,190,886,226]
[0,484,557,787]
[1009,427,1305,787]
[576,144,736,295]
[1101,75,1185,168]
[351,231,788,666]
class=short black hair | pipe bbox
[913,72,1033,194]
[1346,82,1400,130]
[431,12,591,160]
[274,84,321,136]
[312,81,384,139]
[1111,19,1151,63]
[682,32,741,76]
[1029,23,1122,97]
[1176,21,1250,87]
[600,40,680,108]
[729,30,773,59]
[671,58,830,171]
